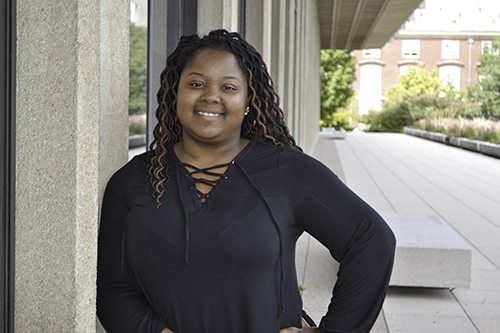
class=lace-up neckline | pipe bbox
[181,162,232,203]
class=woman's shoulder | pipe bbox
[249,141,336,182]
[107,151,153,189]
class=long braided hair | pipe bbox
[149,29,299,205]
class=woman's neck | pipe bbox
[174,137,250,168]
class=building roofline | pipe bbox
[398,31,500,38]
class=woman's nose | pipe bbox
[201,86,220,104]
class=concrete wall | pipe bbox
[15,0,129,331]
[198,0,240,36]
[246,0,320,153]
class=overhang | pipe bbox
[318,0,424,50]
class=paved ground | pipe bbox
[128,133,500,332]
[298,132,500,333]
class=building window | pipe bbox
[402,40,420,58]
[362,48,381,58]
[359,64,383,115]
[482,40,498,55]
[439,66,461,90]
[441,40,460,59]
[399,65,409,76]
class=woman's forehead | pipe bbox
[183,49,245,77]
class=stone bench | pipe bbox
[381,213,471,289]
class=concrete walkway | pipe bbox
[298,132,500,332]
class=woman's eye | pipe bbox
[223,86,236,91]
[190,82,203,87]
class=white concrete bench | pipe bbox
[382,213,471,289]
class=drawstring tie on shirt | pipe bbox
[234,162,286,319]
[176,161,231,266]
[175,159,286,318]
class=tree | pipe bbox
[385,65,455,101]
[468,35,500,116]
[320,49,356,128]
[362,65,466,132]
[129,22,148,113]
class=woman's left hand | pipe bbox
[279,327,322,332]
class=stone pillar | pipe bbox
[270,0,287,106]
[15,0,129,331]
[284,0,296,141]
[245,0,272,67]
[302,0,321,153]
[198,0,240,36]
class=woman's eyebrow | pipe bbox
[185,72,243,82]
[222,76,243,82]
[185,71,205,77]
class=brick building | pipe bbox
[351,0,500,115]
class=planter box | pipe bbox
[383,213,471,289]
[479,142,500,158]
[404,127,500,159]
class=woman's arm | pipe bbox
[279,149,396,333]
[97,168,168,333]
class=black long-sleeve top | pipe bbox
[97,139,395,333]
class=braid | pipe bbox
[149,29,299,205]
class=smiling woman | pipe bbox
[175,49,248,149]
[97,29,395,333]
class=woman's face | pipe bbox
[176,48,248,147]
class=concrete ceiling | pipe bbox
[318,0,424,50]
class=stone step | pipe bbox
[382,213,471,289]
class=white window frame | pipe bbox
[439,65,461,91]
[362,49,381,58]
[482,40,497,54]
[402,40,420,59]
[441,40,460,59]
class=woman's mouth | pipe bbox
[196,111,223,117]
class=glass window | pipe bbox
[439,66,461,90]
[399,65,409,76]
[482,40,496,54]
[359,64,383,115]
[441,40,460,59]
[362,49,381,58]
[402,40,420,58]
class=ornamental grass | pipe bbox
[414,117,500,144]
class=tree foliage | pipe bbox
[385,65,455,100]
[468,35,500,116]
[129,22,148,113]
[320,49,357,128]
[362,65,474,132]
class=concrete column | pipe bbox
[270,0,287,105]
[284,0,296,137]
[302,0,321,153]
[245,0,272,67]
[293,0,304,146]
[15,0,129,331]
[198,0,240,36]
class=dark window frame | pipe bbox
[146,0,198,149]
[0,0,16,331]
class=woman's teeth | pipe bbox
[196,111,222,117]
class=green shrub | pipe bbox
[129,113,146,136]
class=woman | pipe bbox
[97,29,395,333]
